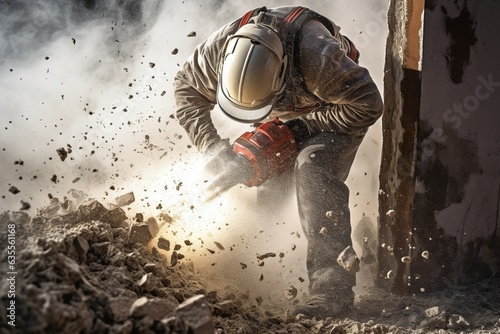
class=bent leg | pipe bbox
[293,131,364,316]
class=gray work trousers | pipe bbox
[258,130,364,297]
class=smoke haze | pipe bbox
[0,0,388,307]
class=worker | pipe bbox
[173,6,383,318]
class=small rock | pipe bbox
[135,213,144,222]
[146,217,159,237]
[11,211,30,225]
[337,246,360,273]
[425,306,440,318]
[108,296,134,322]
[187,31,196,37]
[214,241,225,250]
[284,286,297,300]
[171,251,179,267]
[136,273,160,292]
[386,270,394,279]
[9,186,20,194]
[213,300,239,317]
[330,324,346,334]
[157,237,170,251]
[73,236,90,262]
[128,220,158,245]
[386,209,396,217]
[115,192,135,207]
[20,201,31,210]
[103,208,128,228]
[56,147,68,161]
[448,314,470,330]
[325,210,340,222]
[91,242,111,257]
[160,212,173,224]
[75,200,108,222]
[256,252,276,260]
[129,297,177,321]
[401,256,411,263]
[175,295,214,334]
[421,250,430,259]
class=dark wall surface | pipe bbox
[378,0,500,293]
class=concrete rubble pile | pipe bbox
[0,194,375,333]
[1,192,500,333]
[0,197,218,333]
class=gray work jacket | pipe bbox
[174,12,383,153]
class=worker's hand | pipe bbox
[284,118,310,147]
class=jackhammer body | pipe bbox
[203,118,298,202]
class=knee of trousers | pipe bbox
[294,139,353,184]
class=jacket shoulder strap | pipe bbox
[238,6,268,29]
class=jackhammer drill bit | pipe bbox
[200,155,252,203]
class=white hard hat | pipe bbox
[217,24,287,123]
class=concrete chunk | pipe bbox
[174,295,214,334]
[337,246,360,273]
[115,192,135,207]
[146,217,159,236]
[128,220,158,245]
[108,296,134,322]
[129,297,177,321]
[103,208,128,228]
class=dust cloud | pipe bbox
[0,0,388,309]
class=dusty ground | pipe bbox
[1,195,500,334]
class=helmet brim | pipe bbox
[216,83,275,123]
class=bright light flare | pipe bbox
[138,152,248,247]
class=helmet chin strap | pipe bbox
[274,54,288,94]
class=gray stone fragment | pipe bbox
[213,300,239,317]
[157,237,170,251]
[129,296,177,321]
[110,320,133,334]
[135,213,144,222]
[174,295,214,334]
[76,200,109,220]
[108,296,135,322]
[136,273,161,292]
[425,306,440,317]
[103,208,128,228]
[0,212,10,225]
[11,211,30,225]
[337,245,360,273]
[75,236,89,255]
[284,286,298,300]
[90,242,111,257]
[448,314,470,330]
[146,217,159,236]
[115,192,135,207]
[128,221,157,245]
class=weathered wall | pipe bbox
[378,0,424,293]
[379,0,500,293]
[414,0,500,290]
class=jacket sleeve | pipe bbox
[173,22,238,153]
[298,21,383,138]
